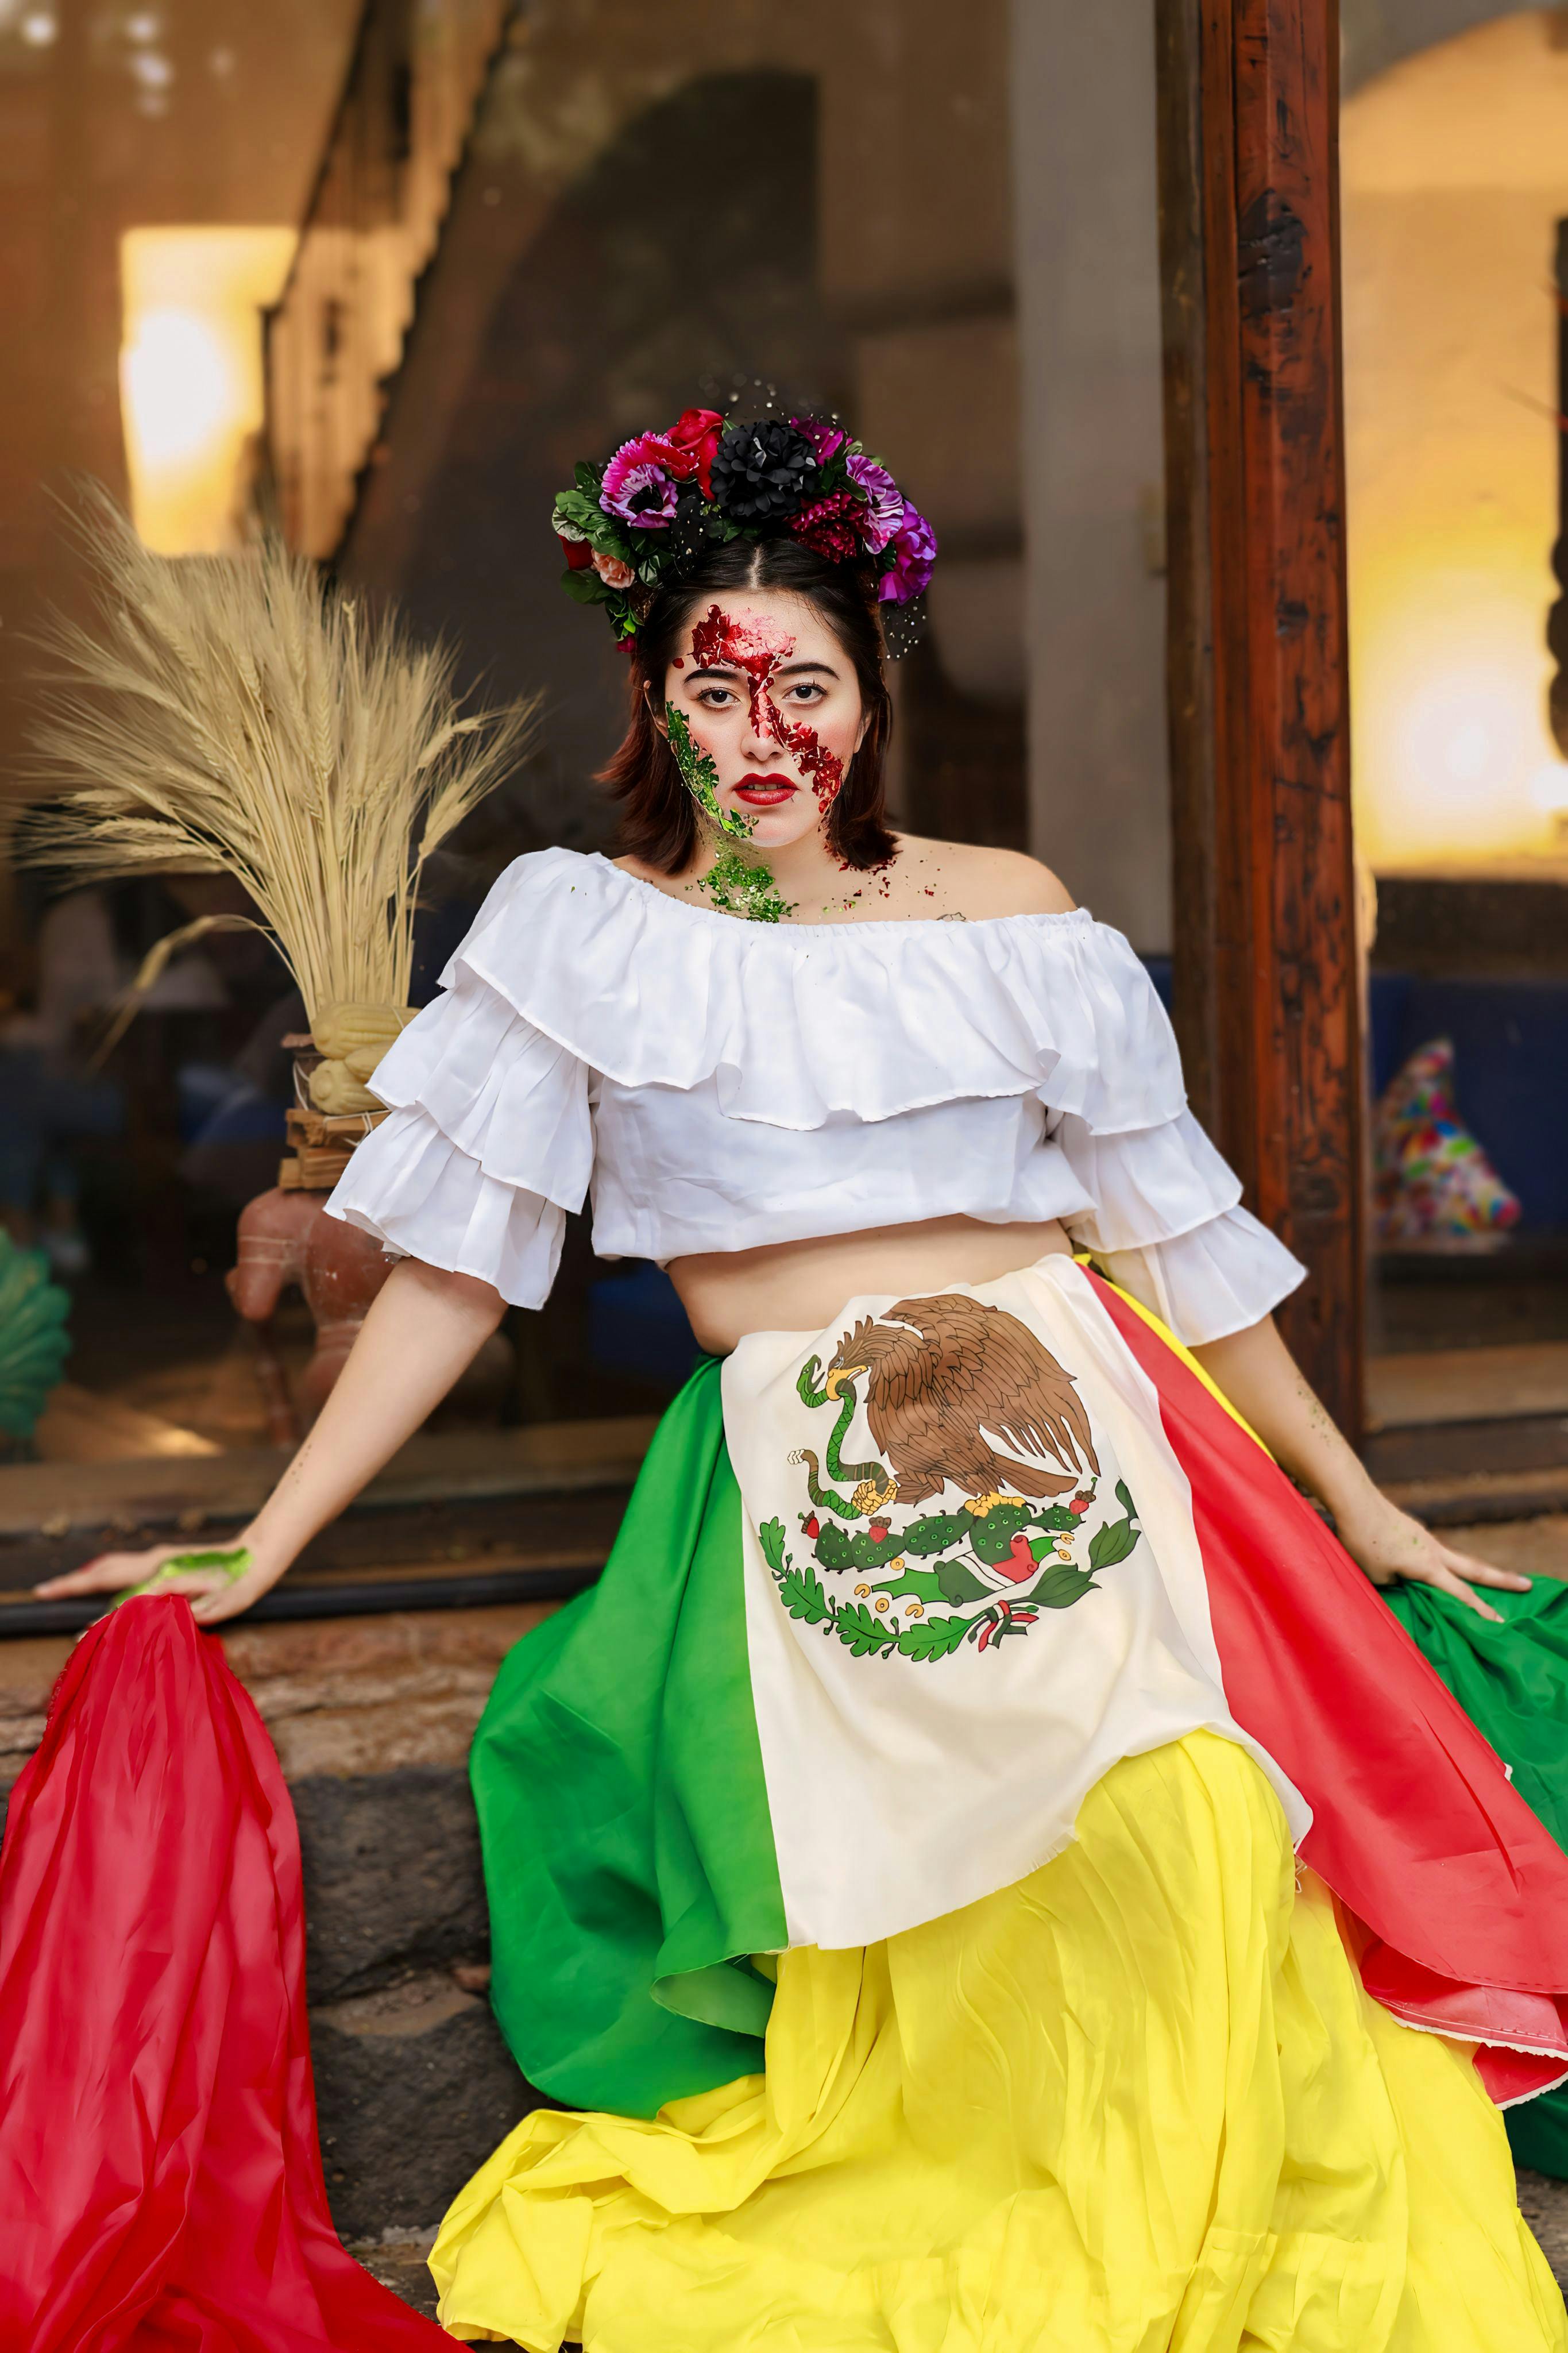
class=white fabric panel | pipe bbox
[724,1253,1308,1951]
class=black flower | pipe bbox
[709,421,820,523]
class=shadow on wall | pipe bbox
[342,69,848,852]
[1341,0,1532,96]
[341,62,1025,858]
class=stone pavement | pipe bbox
[1521,2173,1568,2295]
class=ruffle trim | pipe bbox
[441,848,1188,1136]
[367,971,592,1209]
[1084,1206,1307,1347]
[326,1106,566,1310]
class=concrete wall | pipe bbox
[1009,0,1171,951]
[1342,0,1538,94]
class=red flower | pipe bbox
[1068,1494,1092,1515]
[869,1519,890,1543]
[789,489,866,564]
[804,1514,820,1538]
[558,534,593,571]
[666,406,725,499]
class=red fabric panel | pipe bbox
[0,1598,454,2352]
[1091,1274,1568,2096]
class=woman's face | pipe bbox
[657,587,867,851]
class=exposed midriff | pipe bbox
[667,1213,1075,1356]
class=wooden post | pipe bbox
[1157,0,1363,1436]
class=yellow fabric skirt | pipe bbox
[431,1731,1566,2352]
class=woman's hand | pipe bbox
[34,1528,288,1629]
[1191,1314,1531,1624]
[33,1260,506,1635]
[1321,1492,1528,1622]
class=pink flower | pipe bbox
[845,452,903,553]
[591,550,635,589]
[600,433,686,528]
[791,414,846,465]
[878,503,937,603]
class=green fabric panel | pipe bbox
[471,1356,787,2120]
[1505,2086,1568,2177]
[1382,1577,1568,2178]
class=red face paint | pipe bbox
[687,604,847,819]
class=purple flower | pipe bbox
[845,452,904,553]
[790,414,845,465]
[600,433,682,529]
[878,503,937,603]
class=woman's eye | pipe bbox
[695,687,736,708]
[787,684,826,704]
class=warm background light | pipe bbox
[1342,13,1568,875]
[119,227,296,553]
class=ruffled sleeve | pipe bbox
[324,923,593,1309]
[1051,1100,1307,1346]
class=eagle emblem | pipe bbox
[763,1294,1142,1665]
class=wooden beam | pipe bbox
[1157,0,1363,1435]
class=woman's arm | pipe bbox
[36,1257,507,1626]
[1192,1314,1528,1620]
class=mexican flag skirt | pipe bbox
[431,1255,1568,2353]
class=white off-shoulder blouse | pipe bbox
[326,847,1306,1347]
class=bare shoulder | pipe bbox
[889,835,1077,920]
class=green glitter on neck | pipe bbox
[698,846,797,924]
[666,703,754,842]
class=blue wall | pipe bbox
[1369,974,1568,1232]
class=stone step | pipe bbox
[314,1965,528,2245]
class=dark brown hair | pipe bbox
[601,538,897,873]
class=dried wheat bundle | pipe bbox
[23,483,536,1032]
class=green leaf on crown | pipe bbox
[551,488,634,563]
[560,566,611,606]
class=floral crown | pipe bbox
[551,406,936,648]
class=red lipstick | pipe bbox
[733,773,798,805]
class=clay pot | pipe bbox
[228,1190,393,1441]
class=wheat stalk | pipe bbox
[21,483,536,1025]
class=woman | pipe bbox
[36,411,1568,2351]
